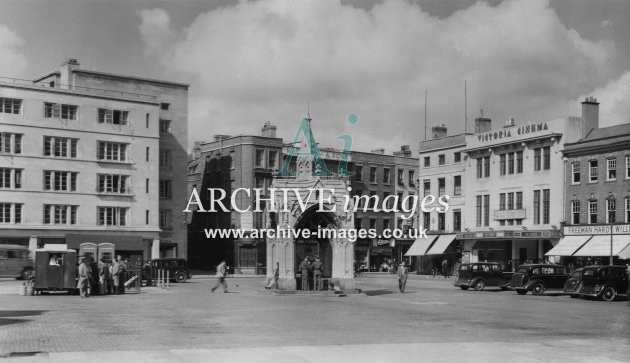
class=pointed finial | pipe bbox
[480,106,484,117]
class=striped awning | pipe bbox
[404,235,438,256]
[572,235,630,257]
[545,235,592,256]
[425,234,457,255]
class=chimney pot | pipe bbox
[581,97,599,138]
[431,125,448,139]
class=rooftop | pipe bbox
[563,122,630,154]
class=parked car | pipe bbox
[509,264,570,295]
[142,258,191,283]
[575,265,628,302]
[563,268,584,298]
[0,244,34,280]
[454,262,512,291]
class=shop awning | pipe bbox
[544,235,592,256]
[404,235,437,256]
[619,243,630,260]
[425,234,456,255]
[572,235,630,257]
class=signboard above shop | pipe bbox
[563,224,630,235]
[494,209,526,220]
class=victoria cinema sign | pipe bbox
[477,122,549,143]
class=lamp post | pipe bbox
[607,192,614,266]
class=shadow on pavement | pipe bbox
[363,289,395,296]
[0,310,48,328]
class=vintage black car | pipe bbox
[509,264,569,295]
[575,265,628,302]
[563,268,584,298]
[454,262,512,291]
[142,258,191,283]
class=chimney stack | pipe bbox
[371,148,385,155]
[261,121,277,138]
[432,124,447,139]
[213,134,231,142]
[475,116,491,133]
[581,97,599,137]
[394,145,412,157]
[503,118,515,128]
[59,58,80,90]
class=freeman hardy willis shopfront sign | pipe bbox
[564,224,630,235]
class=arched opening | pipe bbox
[293,205,338,283]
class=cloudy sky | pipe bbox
[1,0,629,153]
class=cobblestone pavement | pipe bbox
[0,276,628,361]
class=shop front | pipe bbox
[370,237,394,272]
[547,224,630,266]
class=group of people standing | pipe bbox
[77,255,126,298]
[299,257,324,290]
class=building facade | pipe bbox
[0,60,176,263]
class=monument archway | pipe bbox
[293,205,337,278]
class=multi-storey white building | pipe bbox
[0,59,188,263]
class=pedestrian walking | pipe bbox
[266,262,280,290]
[398,261,409,293]
[311,257,323,291]
[98,258,110,295]
[112,255,122,294]
[441,259,449,278]
[77,257,90,298]
[211,261,229,293]
[299,257,311,290]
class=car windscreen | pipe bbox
[517,267,529,273]
[583,269,596,276]
[571,270,581,278]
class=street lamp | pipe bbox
[607,192,614,266]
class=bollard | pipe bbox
[19,283,26,296]
[158,269,163,288]
[166,270,170,288]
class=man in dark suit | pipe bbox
[299,258,311,290]
[311,257,323,291]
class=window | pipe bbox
[369,167,377,183]
[397,193,403,210]
[43,205,77,225]
[483,195,490,226]
[159,180,172,199]
[626,198,630,223]
[0,98,22,114]
[44,103,77,120]
[382,192,391,209]
[572,162,581,184]
[500,154,506,175]
[98,142,128,162]
[97,174,129,194]
[571,201,580,224]
[0,203,22,223]
[355,165,363,182]
[508,192,515,210]
[454,152,461,163]
[499,193,506,210]
[453,175,461,196]
[160,103,170,110]
[383,219,390,230]
[423,212,430,229]
[354,218,362,230]
[44,171,77,191]
[542,189,550,224]
[589,160,598,182]
[476,196,482,227]
[533,190,541,224]
[588,200,598,224]
[368,191,377,209]
[44,136,77,158]
[0,168,21,189]
[606,158,616,181]
[0,133,23,155]
[516,151,523,173]
[423,180,430,197]
[146,210,150,225]
[383,168,390,184]
[98,108,129,125]
[369,219,376,230]
[159,119,171,134]
[438,154,445,165]
[453,210,461,231]
[437,213,445,231]
[421,156,430,168]
[146,178,150,193]
[516,192,523,210]
[255,149,265,168]
[159,149,171,168]
[159,210,172,229]
[433,177,444,196]
[146,113,150,128]
[407,194,414,210]
[408,170,415,186]
[508,152,515,174]
[476,158,482,178]
[606,198,616,224]
[543,146,550,170]
[484,156,490,177]
[97,207,128,226]
[397,169,404,185]
[534,148,541,171]
[268,150,278,170]
[626,156,630,179]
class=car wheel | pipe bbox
[500,286,508,291]
[570,294,580,298]
[601,286,617,302]
[21,267,34,280]
[175,272,187,283]
[460,286,469,290]
[531,283,545,296]
[516,290,527,295]
[474,280,485,291]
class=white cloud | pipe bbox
[140,0,620,152]
[138,8,175,56]
[575,71,630,127]
[0,24,27,76]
